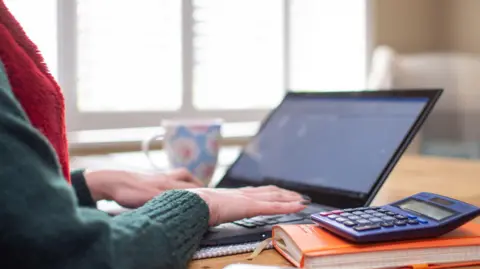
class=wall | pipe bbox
[444,0,480,54]
[372,0,444,54]
[372,0,480,54]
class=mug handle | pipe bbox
[141,133,164,170]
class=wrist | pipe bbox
[83,170,115,201]
[187,189,216,226]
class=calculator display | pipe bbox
[398,199,455,221]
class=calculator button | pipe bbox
[331,210,343,214]
[360,214,372,219]
[370,207,380,210]
[407,219,419,225]
[395,214,407,220]
[369,217,384,223]
[417,218,428,224]
[386,211,397,216]
[354,224,381,231]
[382,216,396,222]
[377,208,388,213]
[340,212,352,217]
[343,208,355,212]
[348,216,360,221]
[394,220,407,226]
[343,221,356,227]
[407,214,417,219]
[319,212,331,216]
[356,219,371,225]
[353,211,364,215]
[365,210,377,214]
[335,217,348,223]
[328,215,338,220]
[381,222,394,228]
[373,213,386,218]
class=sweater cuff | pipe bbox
[124,190,209,261]
[70,169,97,208]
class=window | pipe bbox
[5,0,368,131]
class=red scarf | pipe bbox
[0,1,71,182]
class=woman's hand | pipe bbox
[84,168,204,208]
[188,186,310,226]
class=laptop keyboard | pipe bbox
[232,213,307,229]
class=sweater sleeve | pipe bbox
[70,169,97,208]
[0,61,209,269]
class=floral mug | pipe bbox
[142,119,223,186]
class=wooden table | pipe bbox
[188,153,480,269]
[71,149,480,269]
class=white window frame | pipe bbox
[57,0,373,132]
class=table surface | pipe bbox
[71,149,480,269]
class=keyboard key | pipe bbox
[382,216,396,222]
[354,224,381,231]
[353,211,364,215]
[340,212,352,217]
[343,221,356,227]
[233,221,257,228]
[348,216,360,221]
[417,218,428,224]
[394,220,407,226]
[277,214,305,223]
[265,219,280,225]
[360,214,372,219]
[408,219,419,225]
[395,214,407,220]
[369,217,384,223]
[365,210,377,214]
[356,219,371,225]
[373,213,386,217]
[328,214,338,220]
[407,214,417,219]
[335,217,348,223]
[381,222,394,228]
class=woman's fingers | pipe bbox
[245,190,305,203]
[250,201,307,217]
[241,185,305,202]
[169,168,205,186]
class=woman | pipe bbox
[0,2,308,269]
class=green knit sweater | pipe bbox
[0,60,210,268]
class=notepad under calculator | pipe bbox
[272,222,480,269]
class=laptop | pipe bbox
[200,89,443,247]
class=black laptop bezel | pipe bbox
[215,89,443,209]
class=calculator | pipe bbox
[311,192,480,243]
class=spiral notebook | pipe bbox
[192,240,273,260]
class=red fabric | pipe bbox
[0,2,71,182]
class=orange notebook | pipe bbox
[272,222,480,269]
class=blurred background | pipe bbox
[5,0,480,159]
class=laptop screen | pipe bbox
[219,91,440,207]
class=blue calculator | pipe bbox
[311,192,480,243]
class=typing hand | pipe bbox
[188,186,310,226]
[84,168,203,208]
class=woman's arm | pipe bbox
[0,62,209,269]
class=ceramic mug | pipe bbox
[142,118,223,186]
